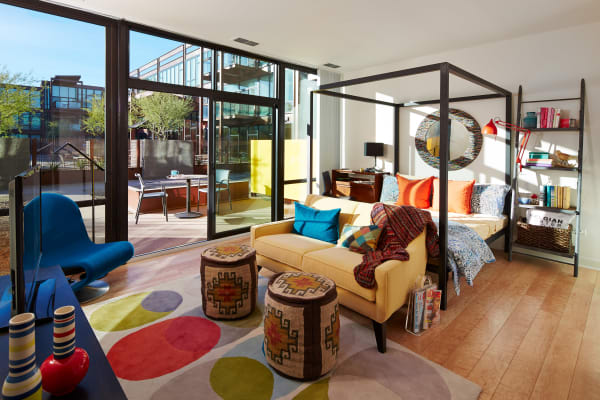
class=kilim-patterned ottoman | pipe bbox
[263,271,340,381]
[200,244,258,320]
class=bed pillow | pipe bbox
[293,202,341,244]
[471,184,510,216]
[338,224,382,253]
[395,175,434,209]
[432,178,475,214]
[379,175,400,202]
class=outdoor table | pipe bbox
[166,174,207,219]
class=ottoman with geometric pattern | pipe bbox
[200,244,258,320]
[263,271,339,381]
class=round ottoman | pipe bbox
[200,244,258,320]
[263,271,339,381]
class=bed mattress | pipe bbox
[426,210,508,240]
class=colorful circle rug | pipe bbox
[83,275,481,399]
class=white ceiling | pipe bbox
[53,0,600,73]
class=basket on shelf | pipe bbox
[516,221,573,255]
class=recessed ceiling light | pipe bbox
[323,63,341,69]
[233,37,259,47]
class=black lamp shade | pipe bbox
[364,142,384,157]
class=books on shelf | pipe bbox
[536,107,562,129]
[543,185,571,209]
[526,151,552,167]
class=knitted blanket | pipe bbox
[353,203,439,289]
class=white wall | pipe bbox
[340,21,600,268]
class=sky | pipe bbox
[0,3,180,87]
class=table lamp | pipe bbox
[364,142,384,171]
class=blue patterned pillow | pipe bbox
[380,175,399,202]
[471,184,510,216]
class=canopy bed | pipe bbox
[307,62,514,310]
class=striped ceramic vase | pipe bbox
[40,305,89,396]
[1,312,43,400]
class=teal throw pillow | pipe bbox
[293,202,341,244]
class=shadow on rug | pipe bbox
[83,276,481,399]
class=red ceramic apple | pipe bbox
[40,306,90,396]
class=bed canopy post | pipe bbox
[308,90,314,195]
[505,92,514,260]
[394,105,400,173]
[439,63,450,310]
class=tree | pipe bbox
[0,67,39,137]
[82,94,105,137]
[138,92,193,140]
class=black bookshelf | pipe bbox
[513,79,585,277]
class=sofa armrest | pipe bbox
[373,230,428,323]
[251,219,296,247]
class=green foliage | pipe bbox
[0,66,40,136]
[137,93,193,140]
[82,94,105,137]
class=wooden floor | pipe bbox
[92,234,599,400]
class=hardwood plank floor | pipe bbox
[91,234,598,399]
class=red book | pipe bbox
[541,108,547,128]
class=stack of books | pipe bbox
[536,108,562,128]
[543,185,571,209]
[527,151,552,167]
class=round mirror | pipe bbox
[415,108,482,170]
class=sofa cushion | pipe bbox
[254,233,334,269]
[302,247,376,302]
[350,202,375,227]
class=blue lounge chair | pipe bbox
[24,193,134,302]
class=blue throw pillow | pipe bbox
[380,175,399,202]
[293,203,341,244]
[471,184,510,216]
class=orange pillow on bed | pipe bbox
[395,175,434,209]
[431,178,475,214]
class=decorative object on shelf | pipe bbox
[483,117,531,171]
[551,150,578,169]
[2,313,42,400]
[40,305,89,396]
[559,118,570,128]
[523,112,537,129]
[363,142,384,171]
[569,118,578,128]
[415,108,482,171]
[518,197,531,205]
[530,193,539,205]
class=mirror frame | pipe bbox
[415,108,482,171]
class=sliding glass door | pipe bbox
[213,102,274,235]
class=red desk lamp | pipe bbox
[482,118,532,171]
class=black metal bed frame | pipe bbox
[308,62,514,311]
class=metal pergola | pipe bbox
[308,62,514,310]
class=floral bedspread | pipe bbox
[433,218,495,294]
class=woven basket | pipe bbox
[516,221,573,254]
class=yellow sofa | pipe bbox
[251,194,428,352]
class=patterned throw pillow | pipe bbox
[471,184,510,216]
[379,175,399,202]
[338,225,382,253]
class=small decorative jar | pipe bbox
[523,112,537,129]
[40,306,89,396]
[2,313,43,400]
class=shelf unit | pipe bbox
[512,79,585,277]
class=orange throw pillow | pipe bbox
[395,175,434,209]
[432,178,475,214]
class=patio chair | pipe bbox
[198,169,232,214]
[134,173,168,224]
[24,193,134,303]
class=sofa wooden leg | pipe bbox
[372,321,387,353]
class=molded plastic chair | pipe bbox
[198,169,232,214]
[134,173,168,224]
[24,193,134,303]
